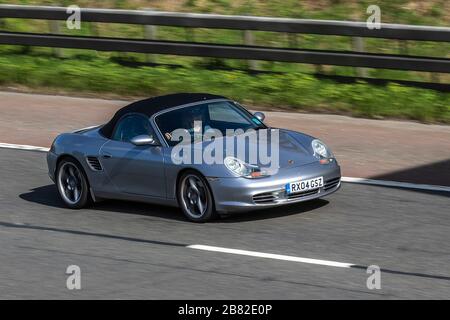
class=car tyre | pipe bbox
[177,171,217,222]
[56,158,92,209]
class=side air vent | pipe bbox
[86,156,103,171]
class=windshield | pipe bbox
[155,101,266,146]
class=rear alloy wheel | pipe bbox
[178,171,216,222]
[56,159,91,209]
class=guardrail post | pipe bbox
[89,22,99,37]
[430,72,440,83]
[48,20,62,58]
[399,40,409,55]
[144,24,157,63]
[88,21,102,57]
[287,33,298,48]
[185,27,196,42]
[351,37,368,77]
[88,22,99,40]
[143,8,157,63]
[243,30,258,70]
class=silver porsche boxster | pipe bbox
[47,93,341,222]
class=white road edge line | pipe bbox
[0,142,449,192]
[0,142,49,152]
[188,244,355,268]
[341,177,450,192]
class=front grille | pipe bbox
[253,177,341,204]
[252,191,280,204]
[286,188,319,200]
[324,177,340,191]
[86,156,102,171]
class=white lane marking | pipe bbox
[188,244,355,268]
[0,142,449,192]
[341,177,450,193]
[0,142,49,152]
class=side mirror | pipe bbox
[253,112,265,122]
[130,134,159,146]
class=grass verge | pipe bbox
[0,53,449,123]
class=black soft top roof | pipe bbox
[100,93,227,138]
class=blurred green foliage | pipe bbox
[0,0,448,123]
[0,53,448,123]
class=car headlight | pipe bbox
[311,139,333,159]
[224,157,267,178]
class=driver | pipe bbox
[165,106,211,142]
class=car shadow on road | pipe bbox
[19,184,187,222]
[216,199,329,223]
[19,185,67,208]
[19,184,329,223]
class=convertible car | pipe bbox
[47,93,341,222]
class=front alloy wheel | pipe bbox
[178,171,216,222]
[56,159,91,209]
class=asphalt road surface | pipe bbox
[0,148,449,299]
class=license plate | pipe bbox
[285,176,323,194]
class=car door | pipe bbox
[99,113,166,198]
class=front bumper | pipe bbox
[47,151,57,182]
[208,160,341,213]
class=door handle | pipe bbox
[101,153,112,159]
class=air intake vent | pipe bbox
[286,188,319,200]
[86,156,102,171]
[253,191,280,204]
[324,177,340,191]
